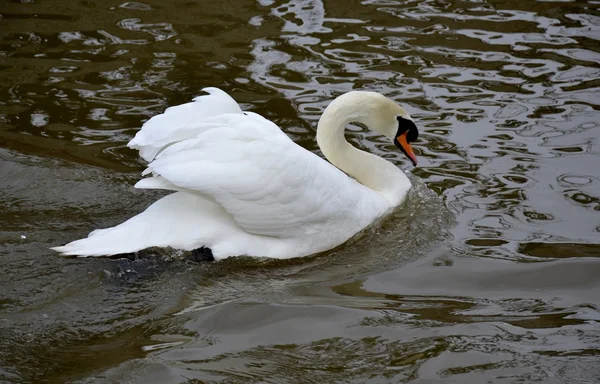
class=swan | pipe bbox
[52,88,419,260]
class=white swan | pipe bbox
[52,88,419,260]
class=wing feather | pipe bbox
[128,87,243,161]
[141,113,361,237]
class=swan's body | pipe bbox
[52,88,419,260]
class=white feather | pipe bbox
[128,87,243,162]
[52,88,413,260]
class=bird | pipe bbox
[52,87,419,260]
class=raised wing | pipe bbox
[137,112,366,238]
[128,87,242,162]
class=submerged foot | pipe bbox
[189,247,215,262]
[105,247,215,262]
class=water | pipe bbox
[1,0,599,382]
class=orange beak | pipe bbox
[395,131,417,166]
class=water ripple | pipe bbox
[1,0,600,382]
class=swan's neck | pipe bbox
[316,94,411,206]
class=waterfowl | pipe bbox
[52,88,419,260]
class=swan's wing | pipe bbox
[128,87,243,161]
[137,112,361,238]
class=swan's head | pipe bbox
[392,115,419,166]
[356,92,419,166]
[318,91,420,166]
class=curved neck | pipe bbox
[316,93,411,206]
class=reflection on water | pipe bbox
[1,0,599,382]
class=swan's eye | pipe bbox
[396,116,419,143]
[408,125,419,142]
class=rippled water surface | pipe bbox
[1,0,600,382]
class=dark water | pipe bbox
[1,0,600,382]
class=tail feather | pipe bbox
[52,192,237,257]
